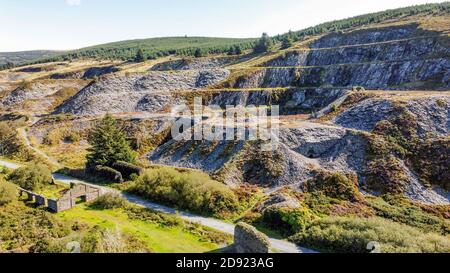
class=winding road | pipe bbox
[0,158,316,253]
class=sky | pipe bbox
[0,0,447,52]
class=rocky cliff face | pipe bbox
[151,57,237,71]
[206,88,347,114]
[55,69,230,115]
[236,24,450,90]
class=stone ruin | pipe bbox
[233,222,270,253]
[19,182,104,213]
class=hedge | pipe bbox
[112,161,143,180]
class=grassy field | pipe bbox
[57,204,226,253]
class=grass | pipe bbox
[40,143,88,169]
[57,204,225,253]
[36,182,69,199]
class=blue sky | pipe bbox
[0,0,447,51]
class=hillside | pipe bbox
[31,37,257,64]
[0,2,449,254]
[0,50,63,68]
[18,2,450,66]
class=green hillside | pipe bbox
[277,2,450,41]
[34,37,257,63]
[0,50,63,68]
[9,2,450,67]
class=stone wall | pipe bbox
[19,182,103,213]
[233,222,270,253]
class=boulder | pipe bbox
[233,222,270,253]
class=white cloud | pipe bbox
[65,0,81,6]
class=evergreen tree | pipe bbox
[134,48,146,62]
[87,114,135,168]
[253,33,274,53]
[233,45,243,55]
[194,48,204,58]
[281,34,294,49]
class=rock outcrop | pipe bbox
[335,96,450,137]
[151,57,237,71]
[55,69,230,115]
[233,222,270,253]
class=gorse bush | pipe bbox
[262,206,314,235]
[91,193,128,210]
[131,167,239,216]
[43,129,62,146]
[8,163,53,191]
[303,171,362,202]
[366,196,449,235]
[0,202,71,252]
[0,122,34,161]
[291,216,450,253]
[0,178,17,206]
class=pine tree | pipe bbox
[233,45,243,55]
[134,48,146,62]
[281,35,294,49]
[194,48,204,58]
[253,33,274,53]
[87,114,135,168]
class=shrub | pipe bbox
[18,80,32,90]
[352,86,365,92]
[112,161,143,180]
[65,132,81,143]
[410,137,450,191]
[43,129,62,146]
[0,122,34,161]
[436,99,446,108]
[365,155,410,194]
[0,202,71,252]
[303,171,362,202]
[89,165,123,183]
[9,163,53,191]
[0,179,17,206]
[330,104,338,112]
[291,217,450,253]
[262,206,314,235]
[366,196,449,235]
[91,193,128,209]
[81,227,127,253]
[131,167,239,216]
